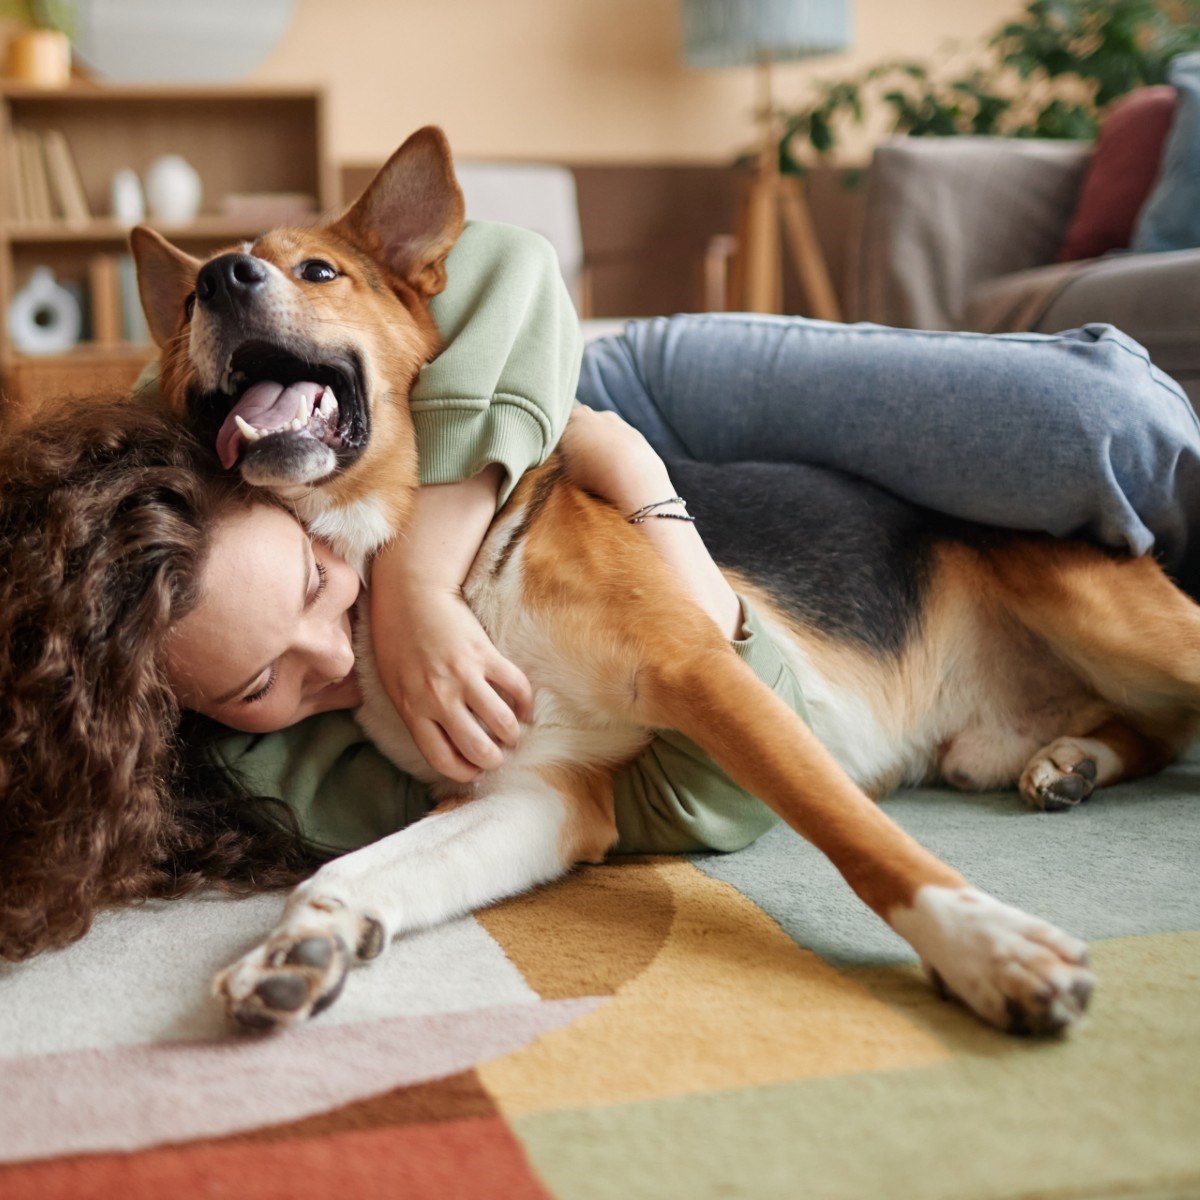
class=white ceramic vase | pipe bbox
[144,155,202,225]
[110,168,146,227]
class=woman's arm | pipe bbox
[558,406,743,639]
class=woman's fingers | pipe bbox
[487,656,534,725]
[411,718,483,784]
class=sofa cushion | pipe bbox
[1132,54,1200,253]
[1058,85,1176,262]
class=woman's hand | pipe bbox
[560,406,743,639]
[373,579,532,782]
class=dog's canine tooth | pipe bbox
[318,388,337,419]
[298,393,312,424]
[234,414,261,441]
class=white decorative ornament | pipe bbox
[7,267,83,355]
[144,154,202,225]
[110,168,146,227]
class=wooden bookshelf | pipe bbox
[0,84,333,418]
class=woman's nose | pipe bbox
[303,619,355,688]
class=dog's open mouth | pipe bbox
[210,342,367,475]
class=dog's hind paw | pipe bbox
[214,896,386,1032]
[1020,738,1100,812]
[891,885,1095,1036]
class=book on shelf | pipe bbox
[5,131,27,223]
[87,254,122,345]
[42,130,92,226]
[8,127,93,227]
[15,129,53,222]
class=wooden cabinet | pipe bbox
[0,85,332,419]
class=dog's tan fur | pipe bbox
[132,127,1200,1038]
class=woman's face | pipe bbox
[167,503,363,733]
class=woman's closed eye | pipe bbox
[240,557,328,707]
[242,669,277,705]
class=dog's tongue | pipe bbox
[216,380,324,469]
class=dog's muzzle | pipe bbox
[195,341,369,488]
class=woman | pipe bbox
[0,397,777,961]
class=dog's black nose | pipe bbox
[196,253,269,313]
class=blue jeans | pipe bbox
[578,314,1200,594]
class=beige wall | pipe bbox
[248,0,1025,165]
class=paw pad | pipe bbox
[224,932,350,1033]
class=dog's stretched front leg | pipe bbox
[214,770,615,1031]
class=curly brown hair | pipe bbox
[0,399,324,961]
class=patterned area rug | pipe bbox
[1,761,1198,1200]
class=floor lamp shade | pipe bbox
[682,0,851,68]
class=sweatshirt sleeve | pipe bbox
[413,220,584,507]
[609,599,802,855]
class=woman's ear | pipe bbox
[129,226,202,347]
[326,126,465,298]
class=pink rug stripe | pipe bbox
[0,998,601,1163]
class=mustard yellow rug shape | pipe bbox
[478,858,948,1115]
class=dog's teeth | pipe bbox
[318,388,337,419]
[297,393,312,424]
[289,417,303,431]
[234,414,261,442]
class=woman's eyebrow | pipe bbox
[212,534,311,706]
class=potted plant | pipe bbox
[778,0,1200,171]
[1,1,74,88]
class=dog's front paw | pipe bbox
[892,886,1095,1036]
[214,896,387,1032]
[1020,738,1099,811]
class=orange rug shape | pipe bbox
[0,1115,553,1200]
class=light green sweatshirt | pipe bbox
[167,220,804,854]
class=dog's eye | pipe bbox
[299,260,338,283]
[184,293,196,319]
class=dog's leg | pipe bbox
[1020,716,1176,811]
[985,541,1200,807]
[214,769,615,1031]
[988,540,1200,713]
[513,487,1095,1034]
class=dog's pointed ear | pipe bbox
[329,126,465,298]
[129,226,202,348]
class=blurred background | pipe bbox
[4,0,1200,410]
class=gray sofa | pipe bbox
[849,137,1200,404]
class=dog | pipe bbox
[132,127,1198,1038]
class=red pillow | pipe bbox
[1058,85,1177,262]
